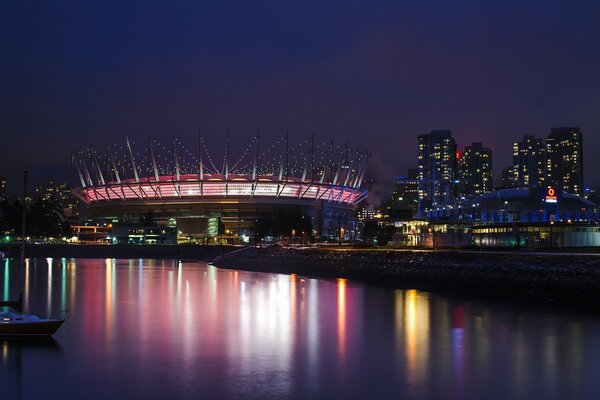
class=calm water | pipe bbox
[0,258,598,399]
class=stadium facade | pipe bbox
[73,134,369,243]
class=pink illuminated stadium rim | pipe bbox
[76,174,366,205]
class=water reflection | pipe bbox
[3,259,9,301]
[337,278,347,361]
[46,258,52,317]
[0,258,598,399]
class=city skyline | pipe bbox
[0,126,590,197]
[2,2,600,194]
[3,3,600,399]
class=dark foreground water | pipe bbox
[0,258,598,399]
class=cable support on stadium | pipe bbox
[199,136,220,174]
[176,138,202,174]
[230,136,257,173]
[236,135,284,176]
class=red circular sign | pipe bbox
[548,188,555,196]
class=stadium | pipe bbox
[72,134,369,244]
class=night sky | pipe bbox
[2,1,600,197]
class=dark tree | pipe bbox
[29,197,64,237]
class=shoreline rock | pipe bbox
[214,247,600,312]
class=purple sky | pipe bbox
[2,1,600,196]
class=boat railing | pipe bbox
[52,309,69,321]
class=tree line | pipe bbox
[0,198,71,238]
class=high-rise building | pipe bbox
[546,127,583,196]
[459,142,493,196]
[0,177,6,202]
[417,130,457,206]
[389,169,420,219]
[34,179,80,218]
[511,135,546,189]
[501,166,515,188]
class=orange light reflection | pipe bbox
[405,289,430,386]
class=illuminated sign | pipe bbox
[545,187,558,203]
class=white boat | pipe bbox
[0,311,66,336]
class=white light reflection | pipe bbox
[3,259,9,301]
[138,258,144,302]
[177,262,182,306]
[47,258,53,316]
[24,259,30,310]
[68,259,76,312]
[61,258,67,310]
[307,279,319,391]
[207,264,217,301]
[183,279,195,361]
[239,277,251,367]
[237,272,293,396]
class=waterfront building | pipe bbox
[110,225,177,244]
[388,169,420,219]
[417,130,457,206]
[428,187,597,223]
[546,127,583,196]
[478,187,596,223]
[459,142,493,196]
[472,222,600,248]
[391,220,471,248]
[357,204,377,222]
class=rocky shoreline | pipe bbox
[214,247,600,311]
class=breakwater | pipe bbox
[214,247,600,311]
